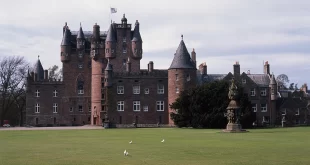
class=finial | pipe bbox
[123,13,125,17]
[111,20,112,24]
[193,48,195,52]
[65,22,67,26]
[95,22,97,25]
[181,34,183,40]
[38,55,40,60]
[80,22,82,27]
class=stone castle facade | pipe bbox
[25,15,310,127]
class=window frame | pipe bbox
[133,101,140,111]
[117,101,125,111]
[156,101,164,111]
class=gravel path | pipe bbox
[0,125,104,131]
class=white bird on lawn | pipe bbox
[129,140,132,144]
[161,139,165,143]
[124,150,127,156]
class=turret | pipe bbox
[90,23,101,60]
[34,56,44,81]
[63,22,68,35]
[132,20,143,59]
[60,27,71,62]
[121,14,127,25]
[168,35,197,126]
[104,59,113,87]
[269,73,277,101]
[76,23,85,50]
[105,23,117,59]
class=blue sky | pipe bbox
[0,0,310,86]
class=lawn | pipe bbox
[1,127,310,165]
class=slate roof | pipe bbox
[106,24,117,42]
[61,28,71,46]
[132,20,142,42]
[169,39,196,69]
[76,25,85,39]
[247,74,270,87]
[270,74,276,85]
[70,31,107,38]
[196,71,232,84]
[33,59,44,80]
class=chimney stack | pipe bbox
[148,61,154,72]
[233,61,240,77]
[191,48,196,68]
[199,62,207,75]
[44,70,48,80]
[264,61,270,75]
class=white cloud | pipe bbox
[0,0,309,85]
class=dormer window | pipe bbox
[78,40,84,46]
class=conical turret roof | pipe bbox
[33,56,44,80]
[77,23,85,39]
[132,20,142,42]
[106,23,117,42]
[169,36,196,69]
[61,28,71,46]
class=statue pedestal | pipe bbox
[222,123,248,133]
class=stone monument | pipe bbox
[223,78,248,133]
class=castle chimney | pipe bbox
[199,62,207,75]
[31,72,34,79]
[191,48,196,68]
[301,83,308,93]
[264,61,270,75]
[126,57,131,73]
[148,61,154,72]
[233,61,240,77]
[34,73,38,81]
[44,70,48,80]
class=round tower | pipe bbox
[131,20,143,60]
[105,23,116,59]
[91,23,104,126]
[60,27,71,63]
[76,23,85,50]
[168,35,197,126]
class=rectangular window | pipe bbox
[53,90,58,97]
[157,101,164,111]
[133,85,140,94]
[242,79,246,84]
[296,108,300,115]
[78,105,83,112]
[143,106,148,112]
[123,37,126,42]
[35,90,40,97]
[176,87,179,93]
[123,47,127,53]
[250,88,256,96]
[53,103,58,113]
[186,74,191,81]
[122,59,126,66]
[175,74,179,81]
[35,103,40,113]
[78,89,84,94]
[252,104,257,112]
[101,105,105,112]
[157,84,164,94]
[133,101,140,111]
[144,88,149,94]
[261,88,267,96]
[282,109,286,115]
[117,101,124,111]
[117,86,124,94]
[261,104,267,112]
[70,107,73,112]
[88,105,91,112]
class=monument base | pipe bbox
[222,123,248,133]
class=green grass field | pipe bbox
[1,127,310,165]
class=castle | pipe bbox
[25,15,310,127]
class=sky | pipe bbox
[0,0,310,86]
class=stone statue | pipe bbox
[93,106,98,118]
[228,78,238,100]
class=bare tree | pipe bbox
[0,56,28,126]
[276,74,290,89]
[48,65,63,80]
